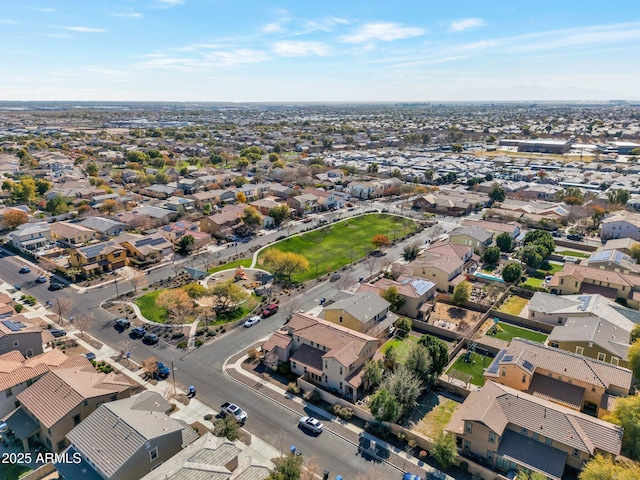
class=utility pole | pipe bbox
[113,271,119,297]
[56,297,62,324]
[171,359,177,397]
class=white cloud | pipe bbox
[302,16,349,33]
[272,41,330,57]
[263,22,282,33]
[448,18,486,33]
[137,48,271,70]
[340,22,425,44]
[61,26,107,33]
[155,0,183,7]
[111,12,143,18]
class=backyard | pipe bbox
[498,295,529,316]
[258,214,416,282]
[410,396,459,440]
[381,334,420,365]
[487,321,548,343]
[555,250,591,258]
[446,351,493,386]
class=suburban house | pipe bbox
[10,222,52,251]
[200,204,246,238]
[159,220,210,248]
[140,432,270,480]
[5,366,131,453]
[413,193,473,216]
[56,392,199,480]
[78,217,128,237]
[0,293,15,319]
[599,237,639,256]
[69,241,128,275]
[585,249,640,275]
[262,313,378,401]
[286,193,319,215]
[600,211,640,241]
[460,219,521,239]
[0,316,54,358]
[366,275,436,319]
[446,381,623,480]
[189,189,225,208]
[49,222,96,247]
[303,187,341,210]
[114,232,174,262]
[484,338,632,419]
[448,226,494,254]
[321,290,396,336]
[249,198,284,216]
[0,350,90,421]
[164,196,196,216]
[547,263,640,308]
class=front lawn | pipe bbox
[207,258,251,274]
[446,351,492,386]
[488,321,548,343]
[381,335,419,365]
[258,214,416,282]
[498,295,529,315]
[134,290,168,323]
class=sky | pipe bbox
[2,0,640,102]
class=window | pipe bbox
[339,316,343,323]
[25,349,33,358]
[591,385,596,392]
[83,400,89,406]
[572,448,580,458]
[521,374,527,383]
[611,357,619,367]
[520,427,528,436]
[463,440,470,450]
[149,447,158,462]
[488,431,495,443]
[575,346,583,355]
[501,368,506,377]
[487,450,493,461]
[339,367,343,375]
[465,422,473,434]
[73,414,81,425]
[5,387,12,397]
[545,437,553,446]
[532,432,539,441]
[597,353,606,362]
[13,341,19,348]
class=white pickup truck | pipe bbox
[220,402,247,423]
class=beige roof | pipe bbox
[49,222,95,239]
[447,381,623,456]
[17,366,130,428]
[0,350,91,391]
[461,219,520,235]
[0,315,46,338]
[549,264,640,289]
[261,331,292,352]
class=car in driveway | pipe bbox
[19,266,31,273]
[244,316,261,328]
[155,362,171,378]
[298,416,324,433]
[13,284,21,291]
[142,333,159,344]
[35,275,47,283]
[131,326,147,338]
[262,303,279,317]
[83,352,96,361]
[114,318,131,330]
[50,329,67,338]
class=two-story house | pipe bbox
[200,204,246,238]
[114,232,174,262]
[0,316,54,358]
[361,275,436,319]
[286,193,319,215]
[69,241,128,275]
[10,222,52,251]
[484,338,632,419]
[49,222,96,247]
[585,249,640,275]
[600,211,640,241]
[56,392,199,480]
[446,381,623,480]
[78,217,128,238]
[322,291,396,336]
[5,366,131,453]
[261,313,378,401]
[460,219,521,239]
[448,226,494,254]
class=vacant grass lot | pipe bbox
[207,258,251,274]
[381,335,420,365]
[259,214,416,282]
[135,290,168,323]
[489,321,548,343]
[447,352,493,386]
[498,295,529,315]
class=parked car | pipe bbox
[13,284,20,291]
[302,217,313,223]
[19,266,31,274]
[50,329,66,338]
[48,283,63,291]
[143,333,159,344]
[298,416,324,433]
[35,275,47,283]
[567,233,584,241]
[262,303,279,317]
[330,272,341,282]
[114,318,131,330]
[244,316,261,328]
[156,362,171,378]
[403,474,422,480]
[83,352,96,361]
[131,326,147,338]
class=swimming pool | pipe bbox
[473,271,505,283]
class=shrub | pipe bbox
[176,340,188,349]
[365,421,390,439]
[13,304,23,313]
[277,362,291,375]
[286,382,300,394]
[330,404,354,420]
[247,348,261,361]
[303,389,322,404]
[204,413,214,421]
[460,461,468,471]
[194,339,204,347]
[419,450,427,459]
[172,332,185,339]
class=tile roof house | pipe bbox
[460,219,521,238]
[69,240,128,275]
[361,274,436,319]
[10,222,52,251]
[114,232,174,261]
[321,290,396,336]
[600,211,640,241]
[484,338,632,419]
[200,204,246,238]
[262,313,378,401]
[446,381,623,480]
[78,217,128,237]
[0,315,54,358]
[6,366,131,453]
[140,432,270,480]
[49,221,97,247]
[585,249,640,275]
[57,392,199,480]
[448,226,494,254]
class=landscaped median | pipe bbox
[257,213,417,282]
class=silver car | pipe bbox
[298,416,324,433]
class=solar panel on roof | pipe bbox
[412,279,435,296]
[1,320,22,331]
[522,360,534,372]
[486,349,506,374]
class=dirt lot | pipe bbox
[429,302,484,334]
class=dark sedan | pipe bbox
[142,333,159,344]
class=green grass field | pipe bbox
[498,295,529,315]
[259,214,416,282]
[414,399,459,439]
[381,335,419,365]
[134,290,168,323]
[524,277,544,287]
[488,322,548,343]
[447,352,492,386]
[556,250,591,258]
[207,258,251,274]
[539,261,563,274]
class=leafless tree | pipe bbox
[200,250,217,272]
[116,339,135,363]
[264,349,279,371]
[363,254,380,277]
[335,272,355,291]
[141,357,158,380]
[129,270,146,295]
[55,297,73,325]
[282,298,301,321]
[73,312,94,338]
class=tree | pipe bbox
[579,454,639,480]
[367,162,379,173]
[212,416,240,441]
[395,317,412,338]
[631,324,640,343]
[402,243,419,262]
[363,359,384,391]
[369,387,401,422]
[522,230,555,257]
[101,198,118,214]
[589,205,606,229]
[267,453,304,480]
[261,249,309,281]
[233,175,248,187]
[382,286,405,312]
[561,186,584,205]
[1,209,28,229]
[210,280,250,315]
[72,312,93,338]
[482,246,500,265]
[430,432,458,469]
[242,206,262,230]
[605,393,640,460]
[517,471,550,480]
[451,144,463,153]
[631,243,640,263]
[128,270,146,295]
[202,203,213,215]
[521,245,545,269]
[235,191,247,203]
[452,280,471,306]
[406,343,433,383]
[382,366,423,415]
[502,261,523,283]
[607,189,630,205]
[371,234,391,250]
[141,357,158,380]
[85,162,98,177]
[489,183,506,203]
[418,334,449,376]
[177,234,196,255]
[495,232,514,252]
[269,204,290,225]
[156,288,193,324]
[628,340,640,381]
